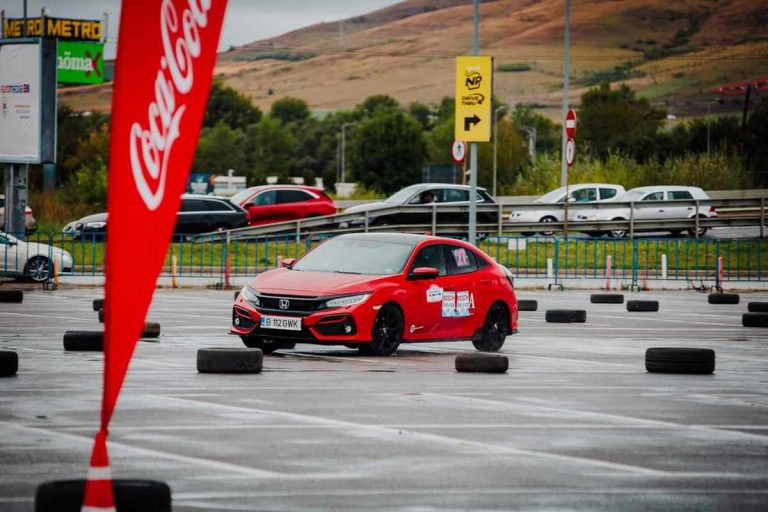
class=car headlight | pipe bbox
[240,285,260,306]
[85,221,106,229]
[321,293,370,309]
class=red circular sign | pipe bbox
[451,140,467,163]
[565,109,577,139]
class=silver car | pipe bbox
[0,232,73,282]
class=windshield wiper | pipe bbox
[333,270,362,274]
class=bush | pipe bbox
[498,63,531,73]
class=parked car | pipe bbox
[343,183,498,228]
[231,232,518,355]
[0,232,72,282]
[507,183,626,236]
[62,195,248,239]
[572,186,716,237]
[0,194,37,234]
[230,185,337,226]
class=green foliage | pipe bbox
[349,110,427,194]
[745,97,768,187]
[497,63,531,73]
[510,104,560,154]
[204,80,262,130]
[192,122,248,174]
[56,105,109,186]
[248,116,295,184]
[577,62,645,86]
[270,97,311,125]
[408,101,434,131]
[358,94,400,116]
[60,158,108,211]
[233,51,315,62]
[478,119,529,193]
[578,83,666,161]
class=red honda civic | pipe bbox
[231,233,518,355]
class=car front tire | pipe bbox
[362,304,403,356]
[538,216,557,236]
[25,256,50,282]
[472,302,509,352]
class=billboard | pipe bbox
[0,39,57,164]
[3,17,103,41]
[57,41,104,84]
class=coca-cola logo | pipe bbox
[129,0,211,210]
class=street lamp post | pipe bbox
[492,105,508,197]
[520,126,537,163]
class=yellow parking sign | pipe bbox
[455,56,493,142]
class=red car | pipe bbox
[230,185,337,226]
[231,233,518,355]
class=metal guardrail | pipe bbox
[193,196,767,242]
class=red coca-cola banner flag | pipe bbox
[82,1,227,510]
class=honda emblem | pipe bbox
[279,299,290,310]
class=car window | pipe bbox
[669,191,693,200]
[180,199,209,212]
[570,188,597,202]
[410,244,447,276]
[599,188,618,200]
[276,189,313,204]
[204,200,234,212]
[440,189,469,203]
[446,245,478,275]
[254,190,277,205]
[0,234,7,244]
[642,192,664,201]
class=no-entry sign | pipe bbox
[565,109,577,139]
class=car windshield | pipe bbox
[293,237,416,275]
[535,187,567,203]
[619,190,647,202]
[230,189,255,204]
[386,185,423,204]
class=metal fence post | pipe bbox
[630,238,640,291]
[548,237,564,290]
[629,201,635,238]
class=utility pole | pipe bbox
[492,105,507,198]
[559,0,570,188]
[340,122,356,183]
[468,0,479,246]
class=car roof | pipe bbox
[333,232,476,249]
[412,183,489,191]
[626,186,704,192]
[181,194,232,201]
[242,185,324,193]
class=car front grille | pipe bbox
[255,293,324,317]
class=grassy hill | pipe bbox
[60,0,768,120]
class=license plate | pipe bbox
[260,315,301,331]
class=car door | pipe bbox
[436,244,480,338]
[246,190,278,225]
[437,188,470,226]
[635,191,665,220]
[275,189,315,222]
[201,198,244,230]
[404,243,450,339]
[176,199,208,234]
[667,190,695,219]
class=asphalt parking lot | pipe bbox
[1,287,768,511]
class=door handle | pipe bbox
[480,279,492,285]
[658,209,665,212]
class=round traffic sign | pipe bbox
[565,138,576,167]
[565,109,577,138]
[451,140,467,163]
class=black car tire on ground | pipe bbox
[627,300,659,312]
[24,256,51,282]
[455,353,508,373]
[545,309,587,323]
[0,289,23,303]
[63,331,103,351]
[472,302,509,352]
[708,293,740,304]
[590,293,624,304]
[35,479,171,512]
[92,298,104,311]
[742,313,768,328]
[645,347,715,374]
[240,336,289,354]
[747,302,768,313]
[363,304,403,356]
[142,322,161,338]
[517,299,538,311]
[0,350,18,377]
[197,347,263,374]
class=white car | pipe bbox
[508,183,625,236]
[572,186,717,237]
[0,233,73,282]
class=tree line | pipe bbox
[45,80,767,222]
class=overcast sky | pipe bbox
[0,0,402,58]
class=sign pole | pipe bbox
[560,0,570,188]
[468,0,479,246]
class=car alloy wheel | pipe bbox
[473,302,508,352]
[365,304,403,356]
[26,256,50,282]
[538,216,556,236]
[608,218,626,238]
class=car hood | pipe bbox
[250,268,391,295]
[344,202,392,214]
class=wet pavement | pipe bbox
[1,287,767,511]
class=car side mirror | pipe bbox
[282,258,297,268]
[408,266,440,280]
